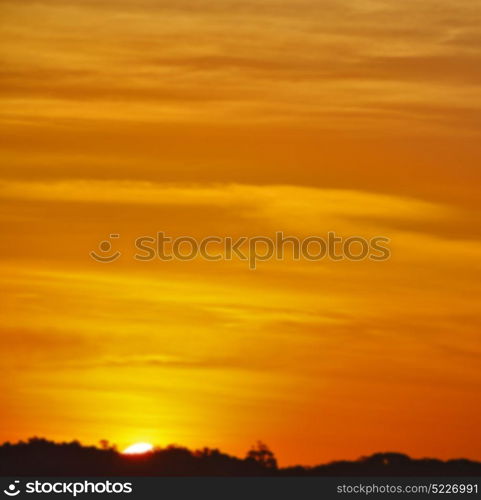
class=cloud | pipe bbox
[3,178,476,242]
[0,179,448,218]
[2,0,481,133]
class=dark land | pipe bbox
[1,438,480,476]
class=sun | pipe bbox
[122,442,154,455]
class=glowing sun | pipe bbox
[122,442,154,455]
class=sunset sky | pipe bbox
[1,0,481,466]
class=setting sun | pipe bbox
[122,443,154,455]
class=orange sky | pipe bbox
[1,0,481,466]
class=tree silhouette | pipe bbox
[246,441,278,469]
[1,438,480,476]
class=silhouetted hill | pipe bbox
[1,438,480,476]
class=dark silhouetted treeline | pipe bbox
[1,438,480,476]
